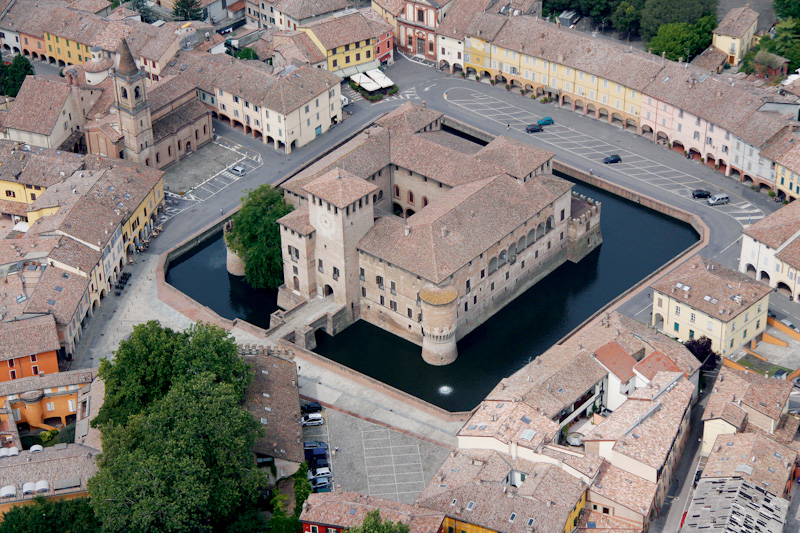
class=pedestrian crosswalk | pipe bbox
[343,86,363,103]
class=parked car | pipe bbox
[308,467,332,479]
[780,319,799,332]
[303,441,328,450]
[767,309,777,319]
[603,154,621,164]
[301,413,324,427]
[340,94,351,107]
[309,457,329,470]
[538,117,554,126]
[304,447,327,461]
[310,476,331,490]
[301,402,323,414]
[706,193,729,206]
[230,165,246,176]
[525,123,543,133]
[692,189,711,199]
[693,469,703,487]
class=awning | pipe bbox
[350,73,380,92]
[365,69,393,88]
[337,60,381,79]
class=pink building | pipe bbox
[398,0,454,63]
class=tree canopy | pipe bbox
[89,373,267,532]
[774,0,800,20]
[0,497,100,533]
[235,48,260,61]
[225,185,293,289]
[93,321,251,428]
[0,55,33,97]
[647,15,717,62]
[173,0,204,21]
[640,0,716,41]
[741,18,800,75]
[348,510,411,533]
[684,335,719,370]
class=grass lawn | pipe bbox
[735,354,793,377]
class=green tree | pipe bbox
[89,373,268,533]
[647,15,716,62]
[741,19,800,74]
[684,335,719,370]
[348,510,411,533]
[129,0,155,23]
[235,48,260,60]
[578,0,616,20]
[93,321,250,428]
[0,497,101,533]
[640,0,715,41]
[610,1,641,38]
[265,491,298,533]
[774,0,800,19]
[0,55,33,97]
[225,185,293,289]
[292,464,313,519]
[173,0,204,20]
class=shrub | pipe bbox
[387,85,398,95]
[520,88,525,95]
[39,429,59,443]
[475,75,480,81]
[490,79,496,85]
[505,83,511,90]
[461,72,466,78]
[768,190,776,197]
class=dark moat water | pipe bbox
[166,178,698,411]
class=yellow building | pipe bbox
[762,126,800,202]
[651,255,771,357]
[700,366,792,456]
[464,14,649,132]
[300,9,391,76]
[712,6,759,66]
[371,0,404,35]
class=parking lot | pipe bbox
[302,408,450,504]
[445,87,765,227]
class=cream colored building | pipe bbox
[739,198,800,299]
[712,6,759,67]
[277,103,601,365]
[651,255,771,357]
[700,366,793,456]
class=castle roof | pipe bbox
[302,168,378,209]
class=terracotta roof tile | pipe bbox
[633,350,681,381]
[273,0,351,21]
[458,400,560,451]
[0,315,60,360]
[590,461,656,518]
[690,45,728,72]
[594,341,637,382]
[714,6,759,39]
[302,9,391,51]
[437,0,493,39]
[650,255,772,323]
[300,492,445,533]
[277,205,313,235]
[48,236,102,274]
[3,76,71,136]
[743,199,800,249]
[24,265,89,325]
[702,366,792,429]
[0,369,94,398]
[303,168,379,209]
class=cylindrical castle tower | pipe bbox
[419,285,459,366]
[224,221,246,276]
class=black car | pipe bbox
[308,457,329,470]
[693,469,704,487]
[692,189,711,199]
[767,310,777,319]
[301,402,323,414]
[525,124,543,133]
[603,154,621,164]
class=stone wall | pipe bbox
[568,192,603,263]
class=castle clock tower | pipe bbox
[112,39,153,165]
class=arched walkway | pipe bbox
[625,118,637,132]
[744,263,757,278]
[405,208,415,218]
[776,281,792,298]
[743,175,754,186]
[392,203,402,217]
[323,284,333,297]
[759,271,771,283]
[488,257,498,274]
[654,313,664,330]
[688,148,701,161]
[545,216,554,232]
[672,141,685,154]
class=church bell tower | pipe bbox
[112,39,153,165]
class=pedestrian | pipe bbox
[589,168,594,176]
[219,208,223,216]
[507,124,510,131]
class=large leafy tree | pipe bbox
[93,321,250,428]
[610,1,641,39]
[173,0,204,21]
[647,15,717,62]
[89,374,268,532]
[640,0,715,41]
[742,19,800,74]
[0,55,33,97]
[349,510,411,533]
[225,185,293,289]
[0,497,101,533]
[235,48,260,61]
[774,0,800,20]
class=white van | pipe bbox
[707,193,729,206]
[340,94,350,107]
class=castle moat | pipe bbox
[166,177,698,411]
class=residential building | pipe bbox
[398,0,455,63]
[277,103,601,364]
[762,125,800,202]
[651,255,772,357]
[161,51,342,154]
[272,0,352,31]
[245,0,277,28]
[417,449,587,533]
[701,366,794,456]
[268,31,327,69]
[740,197,800,297]
[0,370,93,432]
[240,345,304,480]
[0,316,60,383]
[41,8,107,67]
[435,0,491,74]
[712,6,759,67]
[582,372,694,510]
[300,492,445,533]
[583,460,658,531]
[702,432,796,499]
[371,0,404,37]
[682,478,789,533]
[300,9,393,76]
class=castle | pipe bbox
[271,102,601,364]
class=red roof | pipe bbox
[227,1,245,11]
[594,341,637,382]
[634,350,683,381]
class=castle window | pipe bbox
[390,281,396,295]
[121,87,128,99]
[333,267,339,280]
[394,185,400,198]
[380,295,385,306]
[376,276,384,289]
[465,302,468,312]
[465,280,471,294]
[480,269,485,278]
[407,308,413,318]
[362,287,366,297]
[360,268,365,281]
[560,209,565,221]
[390,300,397,311]
[422,197,428,207]
[318,259,324,273]
[134,86,141,99]
[407,191,414,204]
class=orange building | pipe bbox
[0,316,60,383]
[0,370,93,432]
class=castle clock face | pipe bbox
[318,213,335,235]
